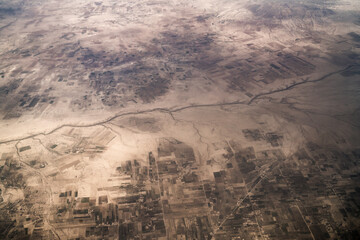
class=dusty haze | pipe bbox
[0,0,359,239]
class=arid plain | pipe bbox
[0,0,359,239]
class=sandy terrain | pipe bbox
[0,0,359,239]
